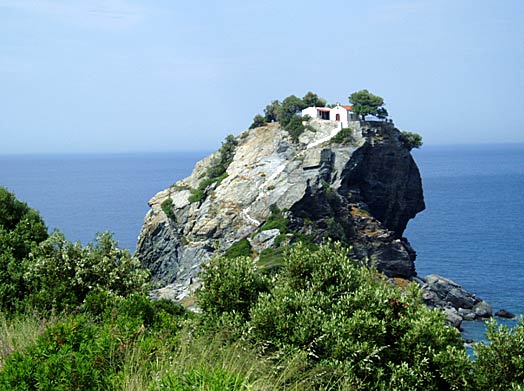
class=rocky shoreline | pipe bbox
[415,273,516,329]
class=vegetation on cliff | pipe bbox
[249,91,325,141]
[349,89,388,120]
[188,134,238,204]
[400,130,424,150]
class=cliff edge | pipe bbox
[136,119,425,301]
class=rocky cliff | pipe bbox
[136,119,426,302]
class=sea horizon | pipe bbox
[1,140,523,157]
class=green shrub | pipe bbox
[258,247,286,271]
[154,367,247,391]
[161,198,175,220]
[0,294,186,391]
[331,127,355,144]
[278,95,307,127]
[249,114,267,129]
[224,238,252,259]
[400,131,423,150]
[189,135,237,203]
[0,314,118,390]
[188,188,206,203]
[24,231,150,311]
[0,188,48,311]
[259,204,289,233]
[285,114,306,143]
[244,243,471,389]
[197,255,269,320]
[473,319,524,390]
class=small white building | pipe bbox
[301,104,356,129]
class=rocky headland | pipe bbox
[136,118,493,327]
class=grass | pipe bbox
[224,238,252,259]
[259,205,289,233]
[258,247,284,266]
[0,311,57,370]
[0,307,351,390]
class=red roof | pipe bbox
[341,105,353,111]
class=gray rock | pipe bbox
[458,308,476,321]
[443,307,463,329]
[422,274,480,310]
[495,309,516,319]
[249,229,281,253]
[473,301,493,318]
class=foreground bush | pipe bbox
[197,254,269,320]
[0,294,186,391]
[473,319,524,391]
[24,231,150,312]
[199,243,472,390]
[0,188,48,311]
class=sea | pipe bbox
[0,144,523,341]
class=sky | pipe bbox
[1,0,523,154]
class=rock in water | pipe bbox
[495,309,516,319]
[421,274,493,321]
[136,119,425,299]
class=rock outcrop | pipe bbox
[136,119,426,301]
[420,274,493,328]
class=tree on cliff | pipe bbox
[302,91,326,107]
[400,130,423,150]
[278,95,307,126]
[263,100,281,123]
[349,89,388,120]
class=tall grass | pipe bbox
[120,323,319,391]
[0,312,352,390]
[0,311,55,370]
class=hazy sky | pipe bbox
[1,0,523,154]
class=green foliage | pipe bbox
[400,130,423,150]
[258,247,286,270]
[252,92,326,132]
[349,89,388,120]
[189,135,237,203]
[259,204,289,233]
[285,114,306,143]
[0,294,186,391]
[278,95,307,127]
[0,187,48,311]
[263,100,281,123]
[198,242,471,389]
[249,114,267,129]
[249,243,471,389]
[160,198,175,220]
[24,231,150,311]
[472,319,524,390]
[330,127,355,145]
[154,367,247,391]
[302,91,326,107]
[197,255,269,320]
[224,238,252,259]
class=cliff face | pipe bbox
[136,119,425,300]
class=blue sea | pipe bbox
[406,144,524,340]
[0,152,209,250]
[1,144,523,341]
